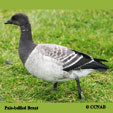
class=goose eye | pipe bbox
[12,16,17,20]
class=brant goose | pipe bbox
[5,13,109,99]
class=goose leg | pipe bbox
[53,82,58,91]
[75,76,82,99]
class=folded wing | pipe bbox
[37,44,108,72]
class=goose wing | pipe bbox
[37,44,93,71]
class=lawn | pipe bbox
[0,9,113,103]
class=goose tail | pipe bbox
[94,58,109,72]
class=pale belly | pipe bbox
[25,51,71,82]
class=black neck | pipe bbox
[19,24,36,64]
[20,24,32,40]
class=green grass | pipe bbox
[0,9,113,103]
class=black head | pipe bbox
[5,13,30,26]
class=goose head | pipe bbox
[5,13,29,26]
